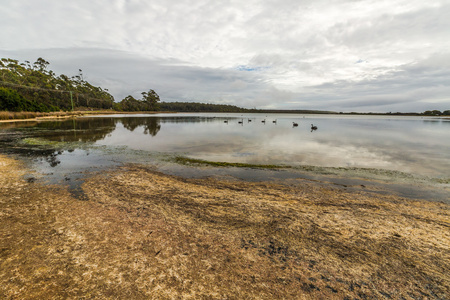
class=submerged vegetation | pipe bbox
[174,156,292,169]
[174,156,450,186]
[21,137,70,148]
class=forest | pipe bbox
[0,58,114,111]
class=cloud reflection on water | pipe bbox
[94,114,449,178]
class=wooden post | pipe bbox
[69,91,74,111]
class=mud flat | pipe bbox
[0,154,449,299]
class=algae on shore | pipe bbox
[0,155,449,299]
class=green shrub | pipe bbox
[0,87,57,112]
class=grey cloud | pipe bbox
[299,53,450,112]
[2,46,449,112]
[327,3,450,52]
[0,47,269,104]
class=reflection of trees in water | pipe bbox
[2,146,62,168]
[0,118,117,168]
[45,151,61,167]
[120,117,161,137]
[2,116,162,168]
[36,117,117,142]
[38,117,163,141]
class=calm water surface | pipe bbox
[96,113,450,177]
[1,113,449,200]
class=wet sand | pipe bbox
[0,154,449,299]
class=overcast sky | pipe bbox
[1,0,449,112]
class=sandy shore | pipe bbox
[0,110,168,123]
[0,154,449,299]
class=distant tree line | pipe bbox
[113,90,160,112]
[344,111,450,116]
[159,103,450,115]
[421,110,450,116]
[159,102,250,113]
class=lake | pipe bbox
[1,113,449,201]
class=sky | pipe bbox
[1,0,449,112]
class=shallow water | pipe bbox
[94,113,449,177]
[0,113,449,201]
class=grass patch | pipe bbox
[21,137,68,148]
[0,111,43,120]
[432,177,450,184]
[0,110,120,121]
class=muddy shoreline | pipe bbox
[1,154,449,299]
